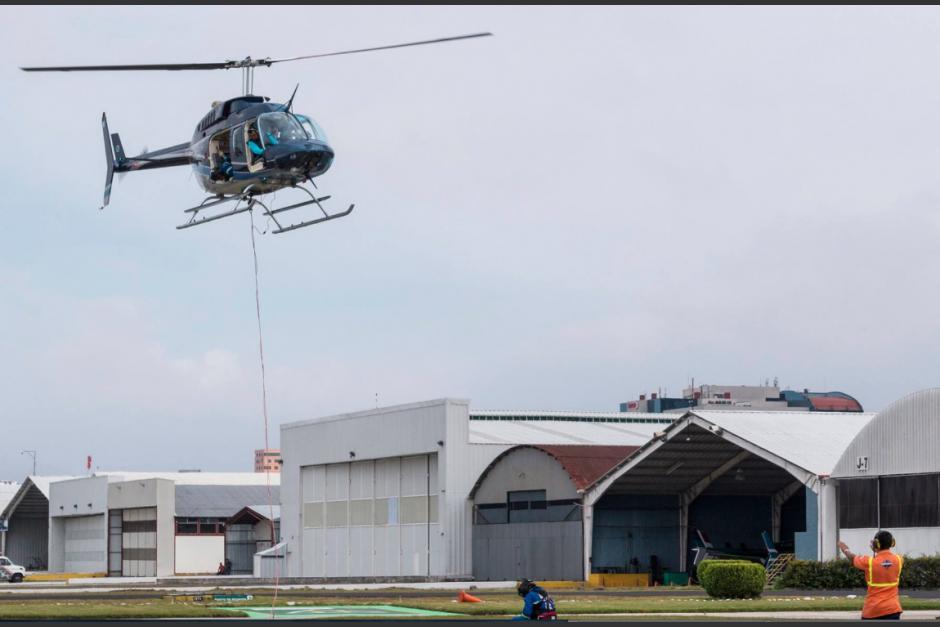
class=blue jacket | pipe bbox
[514,588,555,620]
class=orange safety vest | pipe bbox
[853,551,903,619]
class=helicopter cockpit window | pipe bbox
[258,112,307,147]
[295,114,328,143]
[230,126,246,164]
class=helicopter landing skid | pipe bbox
[176,186,354,234]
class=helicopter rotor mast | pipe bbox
[20,32,492,96]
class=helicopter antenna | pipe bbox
[284,83,300,112]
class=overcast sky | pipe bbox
[2,6,939,479]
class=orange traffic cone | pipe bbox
[457,590,482,603]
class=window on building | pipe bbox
[175,517,226,535]
[122,519,156,533]
[475,496,581,525]
[879,474,940,528]
[475,503,508,524]
[838,478,878,529]
[508,490,547,523]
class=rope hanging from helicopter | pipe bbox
[247,210,281,613]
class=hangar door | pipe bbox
[63,514,107,573]
[120,507,157,576]
[473,492,583,581]
[300,454,440,578]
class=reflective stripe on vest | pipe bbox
[867,554,903,588]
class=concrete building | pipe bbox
[279,399,673,579]
[48,472,280,576]
[255,449,282,473]
[0,476,75,568]
[831,388,940,558]
[620,384,863,414]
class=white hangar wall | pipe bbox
[280,398,510,579]
[832,389,940,559]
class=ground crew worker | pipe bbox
[838,531,903,620]
[513,579,557,621]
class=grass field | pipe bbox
[2,591,940,619]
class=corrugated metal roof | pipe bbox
[246,504,281,521]
[691,410,876,476]
[468,444,638,497]
[833,388,940,478]
[533,445,639,490]
[0,482,19,515]
[468,418,672,446]
[471,410,673,422]
[175,485,281,518]
[226,504,281,524]
[585,410,877,499]
[95,472,280,486]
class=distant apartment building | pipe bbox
[254,449,282,473]
[620,383,863,413]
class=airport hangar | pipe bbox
[0,472,280,577]
[831,388,940,558]
[279,398,876,582]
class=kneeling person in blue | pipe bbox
[513,579,557,621]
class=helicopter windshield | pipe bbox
[257,112,308,146]
[295,114,329,143]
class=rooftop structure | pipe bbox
[620,383,863,413]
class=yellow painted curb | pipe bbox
[538,574,652,589]
[27,572,106,581]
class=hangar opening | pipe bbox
[584,411,873,582]
[0,477,66,570]
[470,445,636,582]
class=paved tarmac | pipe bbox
[1,581,938,601]
[570,610,940,621]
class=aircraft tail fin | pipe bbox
[101,113,115,209]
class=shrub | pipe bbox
[899,555,940,589]
[774,559,863,589]
[699,561,766,598]
[775,555,940,590]
[696,559,755,585]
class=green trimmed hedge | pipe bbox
[699,561,766,598]
[696,559,755,584]
[775,556,940,590]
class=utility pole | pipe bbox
[20,450,36,475]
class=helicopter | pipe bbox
[21,33,491,234]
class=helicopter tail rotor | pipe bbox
[100,114,132,208]
[100,113,116,210]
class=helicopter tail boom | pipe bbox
[98,112,194,209]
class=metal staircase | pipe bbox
[765,552,795,585]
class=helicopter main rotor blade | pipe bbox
[269,32,492,64]
[20,61,236,72]
[20,32,492,73]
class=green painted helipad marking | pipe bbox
[216,605,462,619]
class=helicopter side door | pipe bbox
[230,124,247,172]
[245,120,265,174]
